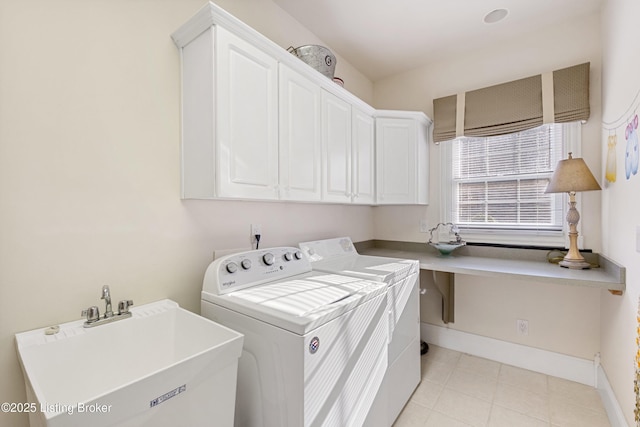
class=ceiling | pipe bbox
[272,0,603,81]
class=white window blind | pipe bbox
[442,122,582,246]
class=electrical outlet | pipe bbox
[420,219,429,233]
[251,223,262,237]
[517,319,529,336]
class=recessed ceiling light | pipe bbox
[483,8,509,24]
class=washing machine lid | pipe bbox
[202,271,386,335]
[309,256,417,284]
[230,274,368,316]
[299,237,418,284]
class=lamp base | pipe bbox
[558,193,592,270]
[559,258,591,269]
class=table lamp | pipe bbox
[544,152,601,269]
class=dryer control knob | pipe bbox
[263,253,275,265]
[284,252,293,261]
[241,259,252,270]
[225,262,238,274]
[294,251,303,260]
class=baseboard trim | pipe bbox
[421,323,595,386]
[597,365,629,427]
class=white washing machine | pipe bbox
[201,247,389,427]
[298,237,421,426]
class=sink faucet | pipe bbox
[101,285,114,318]
[82,285,132,328]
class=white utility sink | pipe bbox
[16,299,243,427]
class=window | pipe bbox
[441,122,582,247]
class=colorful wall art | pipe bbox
[626,115,640,179]
[606,134,617,183]
[603,89,640,183]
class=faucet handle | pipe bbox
[118,300,134,315]
[81,306,100,323]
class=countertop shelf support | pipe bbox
[432,270,455,324]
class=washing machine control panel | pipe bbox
[203,247,311,295]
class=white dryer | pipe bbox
[201,247,389,427]
[298,237,421,426]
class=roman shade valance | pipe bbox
[432,62,590,143]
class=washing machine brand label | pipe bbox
[149,384,186,408]
[309,337,320,354]
[222,280,235,287]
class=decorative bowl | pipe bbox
[429,242,465,256]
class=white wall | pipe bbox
[373,12,605,360]
[373,11,602,251]
[600,0,640,424]
[0,1,374,426]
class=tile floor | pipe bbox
[393,345,611,427]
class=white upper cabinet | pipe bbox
[178,25,278,200]
[279,63,322,201]
[216,27,279,200]
[375,112,431,205]
[172,3,431,205]
[351,108,375,205]
[321,91,376,204]
[322,90,352,203]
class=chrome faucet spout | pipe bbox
[101,285,113,318]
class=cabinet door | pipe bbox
[216,26,279,200]
[376,118,417,204]
[321,91,352,203]
[279,64,322,201]
[352,108,375,204]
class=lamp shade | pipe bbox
[545,153,601,193]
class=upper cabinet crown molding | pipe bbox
[375,109,433,127]
[172,2,375,116]
[172,2,271,52]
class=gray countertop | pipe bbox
[355,240,625,294]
